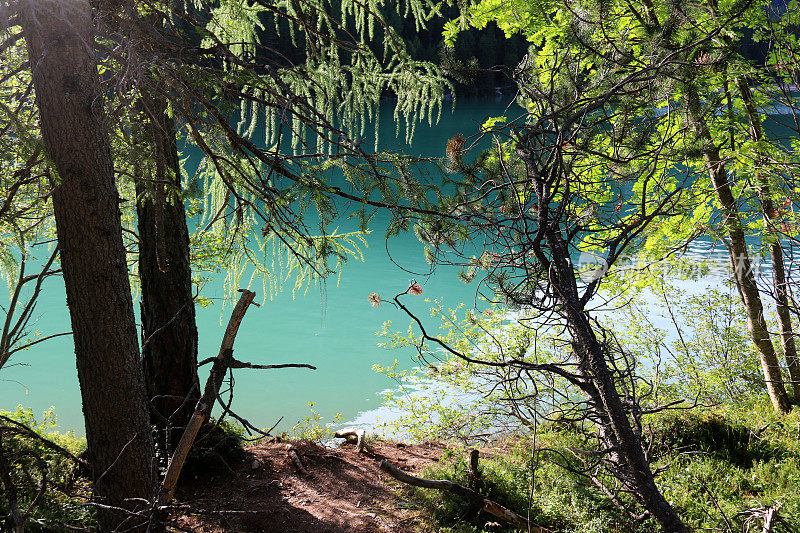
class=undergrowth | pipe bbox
[0,406,93,532]
[401,398,800,532]
[0,408,248,530]
[176,417,247,482]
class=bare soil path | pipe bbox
[175,439,447,532]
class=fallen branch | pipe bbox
[379,460,550,533]
[736,502,787,533]
[334,428,366,453]
[763,505,777,533]
[286,444,309,475]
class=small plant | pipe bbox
[290,402,343,444]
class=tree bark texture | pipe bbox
[135,93,200,442]
[686,84,792,413]
[538,218,688,532]
[736,78,800,402]
[20,1,155,529]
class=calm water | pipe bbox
[0,97,521,435]
[2,98,790,436]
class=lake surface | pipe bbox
[1,97,789,437]
[0,97,524,435]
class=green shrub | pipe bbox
[290,401,343,444]
[648,411,785,468]
[404,402,800,532]
[0,406,93,531]
[404,440,639,533]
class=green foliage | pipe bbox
[649,411,785,469]
[375,300,577,441]
[405,402,800,532]
[407,438,641,533]
[438,0,800,286]
[654,283,766,404]
[591,275,770,406]
[290,401,343,444]
[410,447,536,532]
[650,402,800,531]
[0,406,93,531]
[377,277,765,442]
[0,27,58,372]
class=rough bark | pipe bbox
[20,1,155,529]
[135,92,200,443]
[736,78,800,402]
[539,220,688,533]
[770,244,800,401]
[570,315,687,531]
[686,83,792,413]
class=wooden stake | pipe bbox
[286,444,309,475]
[158,290,256,505]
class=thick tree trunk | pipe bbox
[136,92,200,446]
[20,1,155,529]
[686,84,792,413]
[737,79,800,402]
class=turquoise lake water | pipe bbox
[0,97,523,435]
[2,96,790,437]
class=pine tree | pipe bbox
[18,1,154,529]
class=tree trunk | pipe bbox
[20,1,155,529]
[770,244,800,401]
[569,314,688,532]
[135,91,200,446]
[539,223,687,532]
[686,84,792,413]
[736,78,800,402]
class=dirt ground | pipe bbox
[174,438,448,532]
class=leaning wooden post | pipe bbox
[469,449,480,484]
[158,289,256,505]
